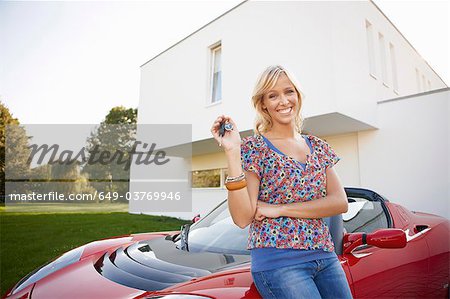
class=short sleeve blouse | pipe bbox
[240,133,341,252]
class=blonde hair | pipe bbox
[251,65,305,135]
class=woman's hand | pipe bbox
[210,115,241,153]
[254,201,283,221]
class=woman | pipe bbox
[210,65,353,298]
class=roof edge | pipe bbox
[370,0,448,87]
[377,87,449,104]
[140,0,248,68]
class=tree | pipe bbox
[81,106,138,200]
[104,106,137,124]
[0,101,32,199]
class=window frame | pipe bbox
[343,189,393,234]
[389,42,399,93]
[347,192,392,252]
[190,167,228,189]
[208,43,222,106]
[378,32,389,87]
[365,20,377,79]
[415,68,421,92]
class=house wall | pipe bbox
[133,1,448,220]
[138,1,446,142]
[358,89,449,218]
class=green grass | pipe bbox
[0,211,190,297]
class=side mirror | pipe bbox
[191,214,201,223]
[343,228,407,254]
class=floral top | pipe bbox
[240,133,341,252]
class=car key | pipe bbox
[219,121,226,137]
[219,121,233,137]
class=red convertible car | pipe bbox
[3,187,449,299]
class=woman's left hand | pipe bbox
[255,201,282,220]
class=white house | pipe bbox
[130,0,449,220]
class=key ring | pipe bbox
[218,122,233,147]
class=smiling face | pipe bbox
[261,72,299,127]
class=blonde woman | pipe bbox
[210,65,353,298]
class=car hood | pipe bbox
[4,233,251,299]
[94,234,251,291]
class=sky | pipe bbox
[1,0,448,125]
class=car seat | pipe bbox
[323,214,344,255]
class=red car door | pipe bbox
[342,194,430,298]
[346,236,430,298]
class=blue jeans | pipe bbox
[251,256,353,299]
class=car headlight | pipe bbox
[11,245,85,295]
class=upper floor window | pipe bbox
[416,68,421,92]
[378,32,388,86]
[210,44,222,104]
[365,20,377,78]
[422,74,427,91]
[389,43,398,92]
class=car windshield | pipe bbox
[175,200,249,255]
[174,195,388,255]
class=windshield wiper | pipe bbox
[179,223,191,251]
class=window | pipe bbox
[222,168,229,186]
[179,199,249,254]
[191,169,220,188]
[191,167,228,188]
[378,33,388,85]
[389,43,398,92]
[365,20,376,78]
[422,74,427,91]
[210,44,222,104]
[416,68,421,92]
[343,196,389,234]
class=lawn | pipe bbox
[0,209,190,297]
